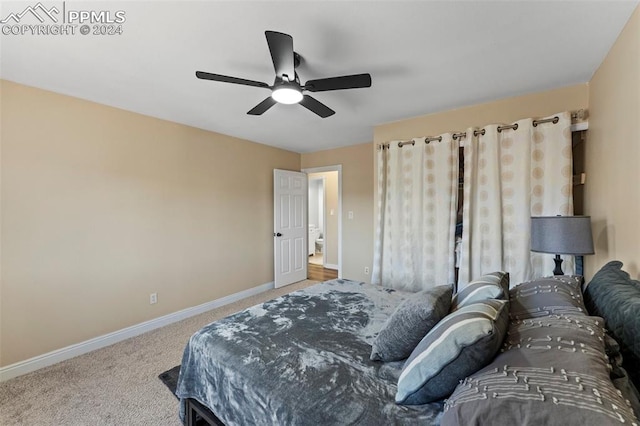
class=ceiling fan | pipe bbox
[195,31,372,118]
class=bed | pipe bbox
[176,279,444,425]
[176,270,640,425]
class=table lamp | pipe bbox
[530,215,594,275]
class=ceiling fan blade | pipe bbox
[196,71,270,89]
[304,73,372,92]
[247,97,277,115]
[265,31,295,81]
[299,95,335,118]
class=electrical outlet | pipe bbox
[150,293,157,304]
[364,267,369,274]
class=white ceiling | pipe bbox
[1,1,637,153]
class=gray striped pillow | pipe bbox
[451,271,509,311]
[396,299,509,404]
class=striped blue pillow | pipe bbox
[396,299,509,404]
[451,271,509,311]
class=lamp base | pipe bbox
[553,254,564,275]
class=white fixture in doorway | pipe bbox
[302,165,342,278]
[308,176,326,258]
[308,223,321,256]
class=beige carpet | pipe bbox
[0,280,317,425]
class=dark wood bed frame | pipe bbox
[184,398,224,426]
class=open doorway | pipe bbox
[303,166,341,281]
[308,176,326,267]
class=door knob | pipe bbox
[274,232,282,237]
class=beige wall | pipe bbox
[0,80,300,366]
[302,143,374,283]
[374,84,589,144]
[308,171,338,266]
[585,5,640,279]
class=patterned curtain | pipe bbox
[458,112,574,288]
[372,135,460,291]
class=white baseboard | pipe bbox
[0,281,275,382]
[324,263,339,270]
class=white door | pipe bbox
[274,169,307,288]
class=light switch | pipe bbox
[348,211,354,219]
[330,209,334,215]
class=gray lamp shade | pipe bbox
[530,216,595,255]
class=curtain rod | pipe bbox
[378,110,584,150]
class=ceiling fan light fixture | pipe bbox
[271,86,303,104]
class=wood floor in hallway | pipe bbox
[308,262,338,281]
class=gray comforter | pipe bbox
[176,279,444,425]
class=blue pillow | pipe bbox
[451,271,509,311]
[396,299,509,404]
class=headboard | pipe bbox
[583,261,640,389]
